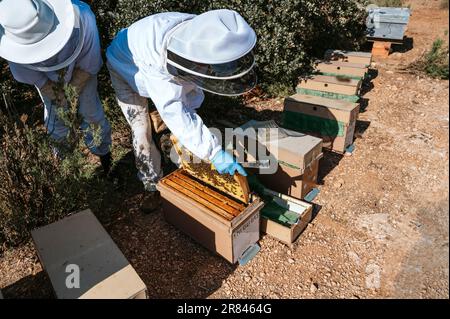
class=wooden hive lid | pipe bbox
[171,136,250,204]
[325,49,372,59]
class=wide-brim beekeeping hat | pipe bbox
[166,9,258,96]
[0,0,78,66]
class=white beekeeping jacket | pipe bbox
[8,0,103,88]
[106,12,221,161]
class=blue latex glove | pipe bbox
[211,150,247,176]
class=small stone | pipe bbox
[288,258,295,264]
[310,282,319,293]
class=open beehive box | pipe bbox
[157,138,263,264]
[260,188,313,246]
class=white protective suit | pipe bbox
[8,0,112,156]
[106,13,223,190]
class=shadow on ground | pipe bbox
[392,37,414,54]
[2,271,53,299]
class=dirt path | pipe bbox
[1,0,448,299]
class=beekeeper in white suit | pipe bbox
[0,0,112,173]
[107,10,257,213]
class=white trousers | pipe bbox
[107,64,163,191]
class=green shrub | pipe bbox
[370,0,404,7]
[408,39,449,80]
[0,62,39,111]
[0,80,107,251]
[91,0,368,95]
[1,1,368,104]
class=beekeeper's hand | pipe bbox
[70,68,92,95]
[211,150,247,176]
[40,80,66,106]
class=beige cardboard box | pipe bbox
[157,170,264,264]
[298,75,361,96]
[315,60,368,79]
[283,94,360,153]
[31,209,148,299]
[324,49,372,66]
[234,120,323,200]
[260,189,313,246]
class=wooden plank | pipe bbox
[372,41,392,58]
[298,75,360,96]
[169,174,240,216]
[162,179,236,221]
[173,171,245,211]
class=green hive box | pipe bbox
[283,94,360,153]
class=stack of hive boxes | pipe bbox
[283,50,372,154]
[366,7,411,58]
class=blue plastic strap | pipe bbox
[304,188,320,203]
[238,244,260,266]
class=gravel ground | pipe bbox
[0,0,448,299]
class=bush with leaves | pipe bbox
[370,0,404,7]
[0,77,106,251]
[90,0,368,95]
[408,38,449,80]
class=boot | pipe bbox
[99,152,112,175]
[140,190,162,214]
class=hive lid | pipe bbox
[236,120,323,172]
[315,60,368,70]
[31,209,147,299]
[367,7,411,24]
[171,136,250,204]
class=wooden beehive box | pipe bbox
[233,120,323,201]
[283,94,360,153]
[260,189,313,246]
[31,210,148,299]
[297,75,362,97]
[314,60,368,79]
[324,49,372,66]
[157,169,263,264]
